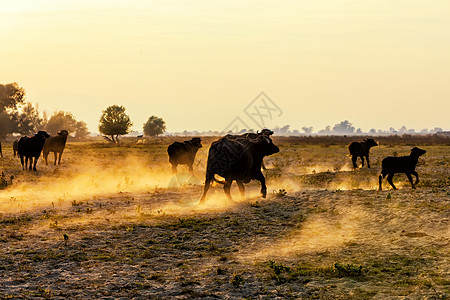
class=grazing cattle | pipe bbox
[225,129,274,170]
[13,140,18,157]
[379,147,426,191]
[43,130,69,166]
[18,131,50,171]
[167,137,202,174]
[348,138,378,169]
[199,134,279,204]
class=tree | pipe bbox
[99,105,132,142]
[302,126,313,134]
[0,113,12,138]
[430,127,443,133]
[278,125,290,135]
[143,115,166,136]
[332,120,355,134]
[0,82,26,137]
[12,103,43,135]
[0,82,25,113]
[318,125,331,135]
[45,111,89,139]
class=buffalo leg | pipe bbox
[351,156,358,169]
[387,173,396,190]
[378,174,385,191]
[366,155,371,168]
[20,156,25,170]
[171,164,178,174]
[199,179,211,204]
[236,180,245,199]
[411,171,419,185]
[223,181,234,203]
[43,152,49,166]
[54,152,58,165]
[33,157,38,171]
[188,164,194,175]
[406,173,415,189]
[254,171,267,198]
[360,155,365,167]
[58,152,63,165]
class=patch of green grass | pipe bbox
[267,260,291,283]
[333,262,363,277]
[230,273,244,287]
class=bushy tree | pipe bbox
[0,82,25,113]
[12,103,43,135]
[143,115,166,136]
[0,113,12,138]
[302,126,313,134]
[333,120,355,134]
[0,82,27,137]
[99,105,132,142]
[318,125,331,135]
[45,111,89,139]
[430,127,443,133]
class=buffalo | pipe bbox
[167,137,202,174]
[379,147,426,191]
[43,130,69,165]
[224,129,274,170]
[199,134,279,204]
[18,131,50,171]
[348,138,378,169]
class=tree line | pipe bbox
[0,83,166,142]
[1,83,445,140]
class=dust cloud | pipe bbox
[0,155,188,214]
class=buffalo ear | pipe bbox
[57,131,62,136]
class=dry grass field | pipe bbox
[0,136,449,299]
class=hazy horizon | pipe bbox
[1,1,449,133]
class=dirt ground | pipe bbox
[0,137,448,299]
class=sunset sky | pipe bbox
[1,0,449,133]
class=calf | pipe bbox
[43,130,69,165]
[18,131,50,171]
[348,138,378,169]
[167,137,202,174]
[379,147,426,191]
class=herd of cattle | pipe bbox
[2,130,69,171]
[167,133,427,203]
[0,130,427,202]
